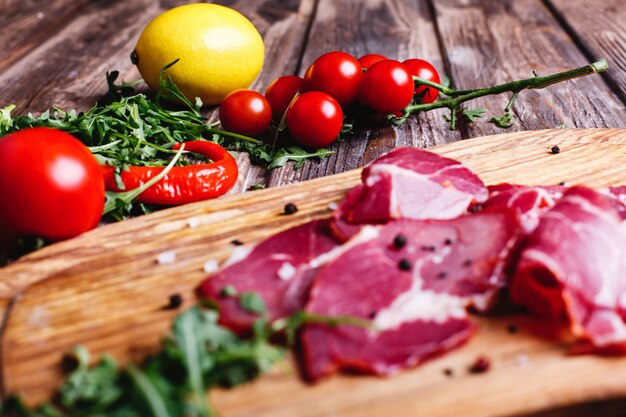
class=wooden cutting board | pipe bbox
[3,128,626,417]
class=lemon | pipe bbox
[133,4,264,105]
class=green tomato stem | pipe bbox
[205,127,262,144]
[404,59,608,116]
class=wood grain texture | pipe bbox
[0,0,155,114]
[431,0,626,139]
[3,129,626,417]
[0,0,91,74]
[545,0,626,103]
[266,0,462,188]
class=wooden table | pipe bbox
[2,0,626,415]
[2,0,625,190]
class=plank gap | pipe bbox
[541,0,626,105]
[292,0,321,76]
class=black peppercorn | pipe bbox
[165,294,183,310]
[393,234,407,249]
[284,203,298,215]
[398,258,412,271]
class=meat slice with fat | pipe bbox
[197,219,341,334]
[335,147,489,225]
[482,183,626,233]
[301,208,520,380]
[482,183,565,233]
[510,186,626,352]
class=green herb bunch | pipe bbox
[0,61,334,181]
[1,297,371,417]
[1,307,284,417]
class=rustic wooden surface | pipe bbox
[4,129,626,417]
[1,0,624,190]
[1,0,626,414]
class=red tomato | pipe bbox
[0,127,104,243]
[219,90,272,137]
[286,92,343,148]
[304,51,363,106]
[403,59,441,104]
[360,60,414,113]
[264,75,307,122]
[357,54,387,69]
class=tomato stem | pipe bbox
[205,127,262,144]
[400,59,608,129]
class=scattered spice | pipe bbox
[468,356,491,374]
[327,202,339,211]
[368,310,377,319]
[165,294,183,310]
[444,238,453,246]
[559,181,566,186]
[284,202,298,215]
[469,204,483,213]
[437,271,448,279]
[60,351,80,373]
[507,323,519,334]
[550,145,561,154]
[517,354,530,367]
[393,234,407,249]
[398,258,412,271]
[443,368,454,377]
[156,251,176,265]
[463,259,473,267]
[421,245,436,252]
[230,239,244,246]
[203,259,219,274]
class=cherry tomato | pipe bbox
[357,54,387,69]
[219,90,272,137]
[286,91,343,148]
[264,75,307,123]
[0,127,104,243]
[403,59,441,104]
[360,60,414,113]
[304,51,362,106]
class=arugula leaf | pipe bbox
[267,147,335,170]
[170,308,218,417]
[490,111,515,128]
[239,292,266,315]
[462,108,487,123]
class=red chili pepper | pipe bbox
[100,141,238,205]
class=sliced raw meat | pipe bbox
[510,186,626,352]
[336,147,488,225]
[604,186,626,220]
[482,183,565,232]
[301,208,519,380]
[197,219,341,334]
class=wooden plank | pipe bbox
[545,0,626,103]
[3,129,626,416]
[0,0,91,75]
[0,0,154,114]
[431,0,626,139]
[267,0,461,187]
